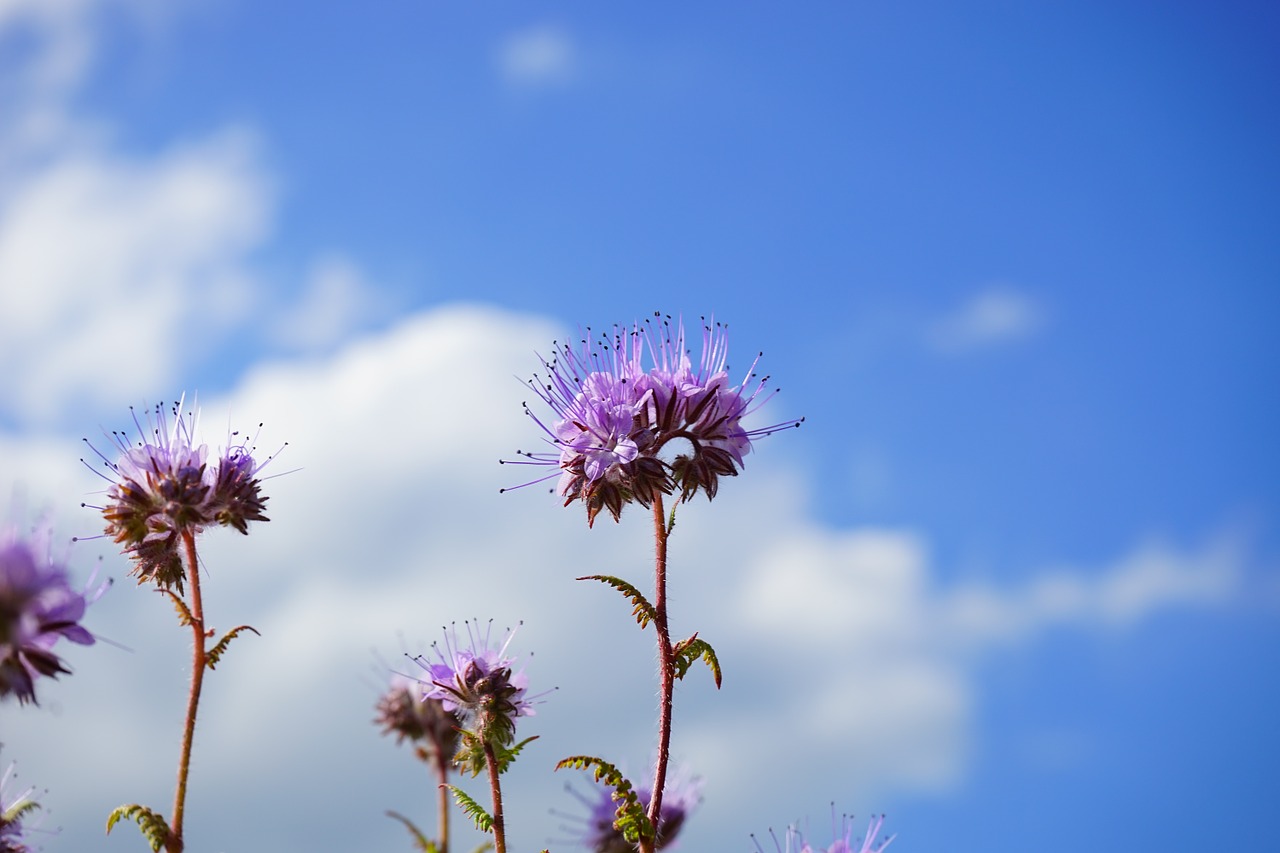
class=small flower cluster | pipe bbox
[375,672,463,764]
[413,622,537,774]
[1,755,42,852]
[506,314,802,525]
[752,814,894,853]
[82,399,273,591]
[569,767,702,853]
[0,522,102,705]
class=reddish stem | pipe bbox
[483,742,507,853]
[644,493,674,853]
[168,530,207,853]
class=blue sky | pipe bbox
[1,1,1277,851]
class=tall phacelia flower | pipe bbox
[414,621,538,774]
[1,755,44,853]
[503,313,802,525]
[751,814,895,853]
[81,397,274,591]
[567,765,702,853]
[0,522,104,706]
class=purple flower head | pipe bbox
[0,522,105,705]
[752,813,895,853]
[82,397,278,591]
[413,621,538,757]
[566,764,702,853]
[503,314,802,525]
[1,756,43,852]
[375,671,463,764]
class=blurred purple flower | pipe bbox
[0,522,104,705]
[82,397,274,591]
[375,671,463,762]
[504,314,801,525]
[566,764,702,852]
[752,814,895,853]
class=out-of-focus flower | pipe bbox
[0,522,103,705]
[752,814,895,853]
[82,398,275,591]
[504,314,802,525]
[566,764,702,852]
[0,755,42,852]
[375,671,463,764]
[414,621,536,751]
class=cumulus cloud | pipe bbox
[928,287,1043,352]
[496,24,575,87]
[0,305,1244,851]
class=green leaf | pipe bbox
[206,624,261,670]
[671,634,723,689]
[577,574,656,630]
[105,803,171,852]
[385,810,437,852]
[2,798,39,825]
[446,785,493,833]
[469,844,495,853]
[554,755,654,845]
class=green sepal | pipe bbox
[577,574,656,630]
[385,810,438,852]
[105,803,171,852]
[206,624,261,670]
[446,785,493,833]
[672,633,722,689]
[554,755,654,845]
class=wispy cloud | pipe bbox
[496,24,575,88]
[928,287,1044,352]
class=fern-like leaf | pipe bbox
[206,624,260,670]
[577,575,657,630]
[469,844,495,853]
[4,798,39,824]
[385,810,437,852]
[161,589,194,628]
[105,803,172,852]
[554,755,654,845]
[491,735,539,775]
[671,634,723,689]
[446,785,493,833]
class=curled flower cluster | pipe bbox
[82,398,274,591]
[0,523,102,706]
[505,314,802,525]
[1,756,42,852]
[414,621,537,771]
[568,766,702,853]
[752,814,894,853]
[375,672,463,763]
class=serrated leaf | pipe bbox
[161,589,194,628]
[385,810,437,852]
[554,755,654,845]
[105,803,171,852]
[206,624,261,670]
[3,798,39,824]
[577,574,656,630]
[671,634,723,689]
[469,844,495,853]
[446,785,493,833]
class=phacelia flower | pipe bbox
[752,813,895,853]
[0,522,103,705]
[375,671,463,765]
[82,397,276,591]
[413,621,538,765]
[503,313,802,525]
[565,764,702,853]
[1,756,43,852]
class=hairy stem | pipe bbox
[483,742,507,853]
[644,492,674,853]
[435,751,450,853]
[169,530,207,853]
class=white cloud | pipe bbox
[928,287,1043,352]
[0,305,1244,851]
[497,24,575,87]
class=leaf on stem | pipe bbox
[385,810,438,852]
[105,803,171,852]
[205,624,261,670]
[671,634,723,689]
[577,575,657,630]
[554,755,654,845]
[446,785,494,833]
[161,589,194,628]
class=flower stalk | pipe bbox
[167,529,206,853]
